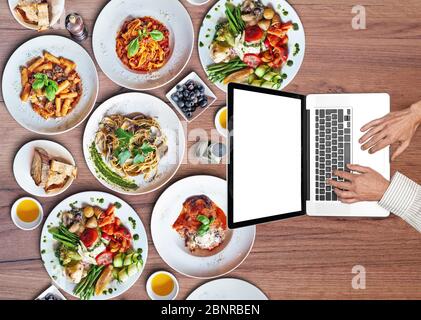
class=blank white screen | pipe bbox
[232,89,302,223]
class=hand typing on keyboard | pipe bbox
[326,164,389,203]
[359,100,421,161]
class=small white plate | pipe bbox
[8,0,65,31]
[92,0,194,91]
[166,71,216,122]
[198,0,306,92]
[40,191,149,300]
[146,271,179,300]
[11,197,43,231]
[151,175,256,279]
[214,106,228,137]
[187,278,268,300]
[83,92,185,195]
[2,35,99,135]
[13,140,76,197]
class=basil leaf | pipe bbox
[32,79,45,90]
[140,142,154,154]
[197,224,210,236]
[115,128,133,146]
[118,149,131,165]
[127,37,139,58]
[197,214,210,225]
[45,85,56,101]
[133,153,145,164]
[149,30,164,41]
[209,217,215,225]
[47,79,58,91]
[34,73,47,81]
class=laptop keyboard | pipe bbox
[315,108,352,201]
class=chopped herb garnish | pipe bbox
[293,23,299,31]
[196,215,215,236]
[287,60,294,67]
[114,201,122,209]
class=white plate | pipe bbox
[13,140,76,197]
[198,0,306,92]
[151,175,256,279]
[92,0,194,91]
[83,92,185,195]
[2,35,99,135]
[40,191,149,300]
[166,71,217,123]
[187,278,268,300]
[8,0,65,30]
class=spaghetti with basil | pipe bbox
[94,113,168,181]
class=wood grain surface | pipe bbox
[1,0,421,300]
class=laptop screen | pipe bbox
[229,85,304,227]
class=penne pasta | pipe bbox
[55,97,62,117]
[34,62,53,73]
[20,53,82,120]
[27,57,44,72]
[20,83,31,102]
[44,51,61,65]
[59,92,78,99]
[56,80,70,94]
[61,98,72,116]
[21,68,28,86]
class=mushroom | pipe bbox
[68,222,81,233]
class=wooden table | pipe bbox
[1,0,421,300]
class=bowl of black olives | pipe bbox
[166,72,216,122]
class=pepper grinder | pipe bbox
[65,13,88,42]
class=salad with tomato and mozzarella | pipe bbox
[49,202,143,300]
[206,0,297,89]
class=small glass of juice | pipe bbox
[11,197,43,230]
[146,271,179,300]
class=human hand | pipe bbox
[359,100,421,161]
[326,164,390,203]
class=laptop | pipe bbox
[227,83,390,229]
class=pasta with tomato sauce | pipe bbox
[116,17,171,72]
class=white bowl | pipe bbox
[8,0,65,31]
[146,271,179,300]
[166,71,216,122]
[11,197,43,231]
[2,35,99,135]
[82,92,186,196]
[214,106,228,137]
[92,0,194,91]
[13,140,76,198]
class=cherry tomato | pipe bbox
[269,46,288,68]
[114,225,132,241]
[245,25,264,43]
[98,214,115,227]
[95,251,114,266]
[101,233,112,241]
[267,34,281,47]
[80,228,99,248]
[243,53,262,68]
[281,21,294,31]
[101,223,115,236]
